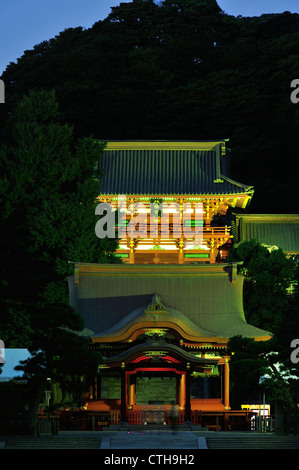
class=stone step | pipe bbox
[3,433,299,450]
[107,430,199,449]
[3,437,102,449]
[206,436,299,449]
[119,424,192,431]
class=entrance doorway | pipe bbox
[135,376,176,404]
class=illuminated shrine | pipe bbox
[68,141,272,430]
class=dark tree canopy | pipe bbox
[0,89,117,434]
[0,89,119,349]
[1,0,299,213]
[227,241,299,415]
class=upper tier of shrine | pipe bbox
[96,140,254,263]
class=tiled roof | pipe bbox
[97,141,253,196]
[68,263,271,341]
[235,214,299,253]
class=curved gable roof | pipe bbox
[68,263,272,342]
[92,294,218,342]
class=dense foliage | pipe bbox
[228,241,299,429]
[0,88,119,345]
[0,89,119,433]
[227,239,296,331]
[1,0,299,213]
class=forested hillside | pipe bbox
[1,0,299,212]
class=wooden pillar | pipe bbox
[94,376,98,400]
[223,358,230,431]
[179,373,185,408]
[209,250,216,264]
[120,363,127,422]
[176,374,180,405]
[128,374,136,406]
[178,238,184,264]
[207,236,216,264]
[185,364,191,423]
[223,358,230,409]
[129,239,135,264]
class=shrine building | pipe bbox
[68,140,272,430]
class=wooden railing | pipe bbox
[55,408,252,431]
[110,409,121,424]
[125,409,185,425]
[123,225,230,240]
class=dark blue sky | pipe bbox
[1,0,299,75]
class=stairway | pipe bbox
[206,435,299,449]
[2,432,299,450]
[106,430,199,449]
[118,424,192,431]
[2,435,102,449]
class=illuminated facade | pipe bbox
[68,141,272,430]
[95,140,254,264]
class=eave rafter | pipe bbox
[96,193,250,212]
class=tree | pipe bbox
[227,239,295,331]
[229,334,299,434]
[0,88,119,310]
[2,3,299,213]
[0,89,119,433]
[14,302,102,434]
[228,335,270,408]
[261,255,299,433]
[228,241,299,431]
